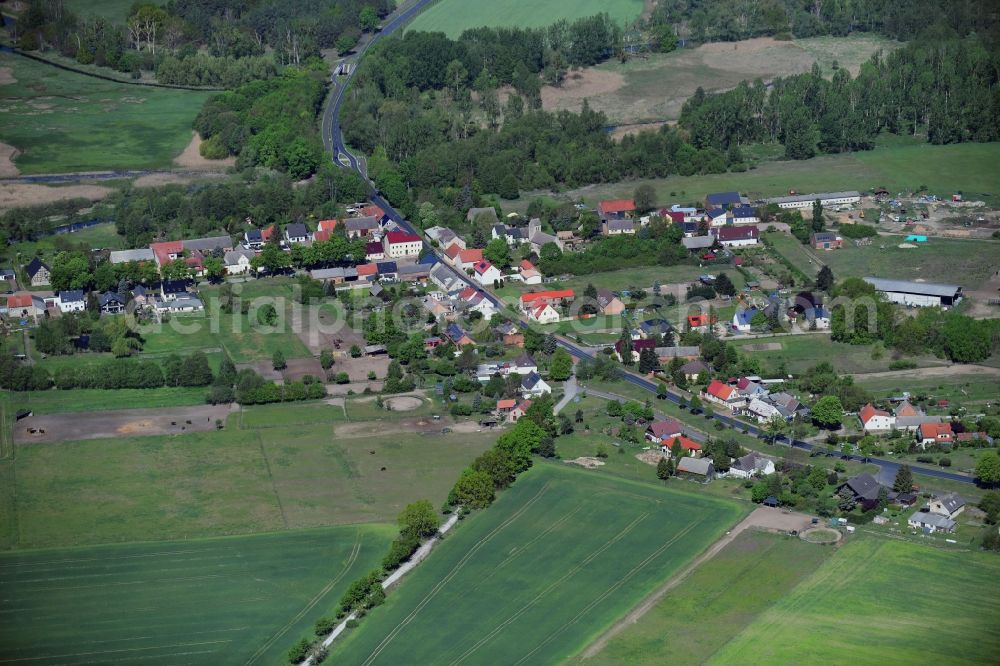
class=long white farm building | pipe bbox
[764,191,861,210]
[864,278,963,308]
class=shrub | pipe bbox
[938,457,951,467]
[287,638,311,664]
[314,617,336,636]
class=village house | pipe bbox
[859,403,896,433]
[838,473,885,510]
[429,263,463,292]
[724,452,776,479]
[425,226,464,249]
[801,306,831,329]
[345,216,381,239]
[496,399,516,420]
[7,293,41,319]
[472,259,502,286]
[520,290,573,316]
[25,258,51,287]
[745,397,784,423]
[705,191,748,209]
[376,261,398,281]
[680,360,710,382]
[595,289,625,316]
[224,248,255,275]
[715,225,759,247]
[687,313,716,331]
[509,399,531,423]
[383,231,422,258]
[645,418,683,445]
[99,292,126,315]
[703,379,742,409]
[661,435,702,457]
[356,263,378,282]
[150,240,184,268]
[638,319,673,339]
[243,225,276,250]
[597,199,636,219]
[730,205,759,225]
[602,219,636,235]
[918,422,954,449]
[445,323,475,348]
[705,208,729,227]
[656,346,701,364]
[183,236,233,255]
[156,295,204,315]
[676,456,714,481]
[456,287,497,319]
[811,231,843,250]
[517,260,542,285]
[56,290,86,313]
[527,302,560,324]
[160,279,188,301]
[446,246,483,271]
[732,308,759,333]
[928,493,966,520]
[521,372,551,398]
[365,242,386,261]
[908,511,955,534]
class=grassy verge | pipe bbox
[407,0,643,37]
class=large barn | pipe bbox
[863,277,963,308]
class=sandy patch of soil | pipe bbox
[172,131,236,170]
[384,396,423,411]
[742,342,783,352]
[897,242,917,249]
[0,182,112,212]
[566,456,606,469]
[0,142,19,178]
[541,68,625,108]
[0,67,14,85]
[15,404,232,444]
[635,450,665,466]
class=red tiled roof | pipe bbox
[314,229,333,243]
[445,243,461,259]
[648,419,683,438]
[598,199,636,215]
[669,435,702,451]
[385,231,420,245]
[688,314,717,327]
[7,293,32,308]
[520,289,574,303]
[261,225,277,241]
[359,204,385,218]
[356,263,378,276]
[533,304,552,318]
[514,400,532,412]
[497,399,516,410]
[859,403,889,424]
[520,259,537,271]
[919,422,953,440]
[458,248,483,264]
[150,240,183,266]
[717,225,759,241]
[473,260,494,275]
[706,379,734,401]
[318,219,339,232]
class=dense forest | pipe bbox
[650,0,999,42]
[345,22,999,209]
[7,0,394,86]
[680,33,1000,157]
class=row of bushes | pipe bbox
[0,354,216,392]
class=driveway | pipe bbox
[554,374,578,414]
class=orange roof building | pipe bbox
[598,199,636,216]
[704,379,736,403]
[520,290,574,306]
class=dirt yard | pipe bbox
[566,456,606,469]
[172,132,236,170]
[384,396,423,411]
[0,181,113,212]
[282,357,326,383]
[15,404,234,444]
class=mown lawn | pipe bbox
[407,0,643,37]
[588,530,833,665]
[733,333,947,375]
[0,52,211,174]
[331,464,744,664]
[709,537,1000,664]
[0,525,393,666]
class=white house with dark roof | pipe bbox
[56,290,86,313]
[928,493,966,519]
[224,248,255,275]
[521,371,551,398]
[908,511,955,533]
[724,452,775,479]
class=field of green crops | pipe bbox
[709,537,1000,664]
[0,525,392,665]
[407,0,644,37]
[331,464,744,664]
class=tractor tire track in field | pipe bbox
[448,513,651,665]
[359,482,553,666]
[245,532,363,664]
[513,518,705,665]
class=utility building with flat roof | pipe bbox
[764,191,861,209]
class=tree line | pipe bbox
[680,33,1000,159]
[10,0,394,86]
[649,0,997,43]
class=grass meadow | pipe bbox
[733,333,948,375]
[331,464,744,664]
[0,525,393,666]
[407,0,644,37]
[0,51,210,174]
[10,386,209,414]
[588,530,833,665]
[3,414,494,549]
[509,141,1000,212]
[709,537,1000,664]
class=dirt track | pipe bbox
[578,507,814,659]
[852,364,1000,382]
[15,404,234,444]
